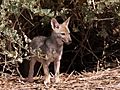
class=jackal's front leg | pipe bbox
[43,63,50,84]
[54,60,60,83]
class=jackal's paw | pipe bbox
[55,76,60,83]
[44,79,51,86]
[44,75,51,85]
[25,77,34,83]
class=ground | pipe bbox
[0,67,120,90]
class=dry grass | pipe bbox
[0,67,120,90]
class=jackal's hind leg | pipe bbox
[27,59,36,82]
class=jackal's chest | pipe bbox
[44,47,63,61]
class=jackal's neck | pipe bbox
[50,31,63,46]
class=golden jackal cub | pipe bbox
[27,17,71,84]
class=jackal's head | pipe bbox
[51,17,72,44]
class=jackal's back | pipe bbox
[30,36,47,50]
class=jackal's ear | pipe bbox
[63,17,70,26]
[51,18,60,30]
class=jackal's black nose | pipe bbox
[66,40,72,45]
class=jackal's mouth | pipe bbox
[66,41,72,45]
[63,39,72,45]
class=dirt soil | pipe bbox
[0,67,120,90]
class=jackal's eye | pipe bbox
[61,33,65,35]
